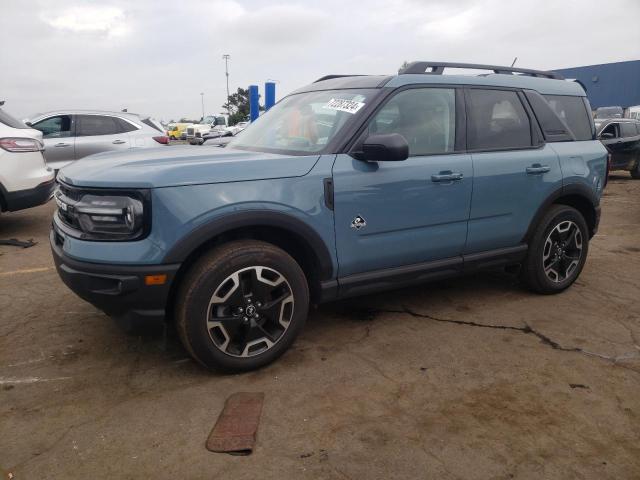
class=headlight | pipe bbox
[54,184,150,241]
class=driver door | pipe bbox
[332,87,472,286]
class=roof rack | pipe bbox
[398,61,564,80]
[313,74,366,83]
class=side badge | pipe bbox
[351,215,367,230]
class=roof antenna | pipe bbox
[510,57,518,67]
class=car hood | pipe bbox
[58,146,321,188]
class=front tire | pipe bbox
[521,205,589,294]
[175,240,309,372]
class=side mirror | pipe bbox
[361,133,409,162]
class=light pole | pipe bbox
[200,92,205,119]
[222,54,231,119]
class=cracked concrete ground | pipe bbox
[1,174,639,479]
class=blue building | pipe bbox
[555,60,640,110]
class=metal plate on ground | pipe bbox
[206,392,265,455]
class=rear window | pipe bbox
[0,108,29,129]
[544,95,593,140]
[467,89,532,150]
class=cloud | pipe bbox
[43,5,129,37]
[1,0,639,122]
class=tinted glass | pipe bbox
[544,95,593,140]
[620,123,638,137]
[636,124,640,135]
[0,108,29,129]
[33,115,72,138]
[141,117,162,132]
[467,89,531,150]
[368,88,456,155]
[76,115,121,136]
[229,89,377,154]
[116,117,138,133]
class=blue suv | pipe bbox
[51,62,608,371]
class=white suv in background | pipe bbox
[0,106,55,213]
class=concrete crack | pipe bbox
[354,306,640,373]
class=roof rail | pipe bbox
[399,61,564,80]
[313,74,366,83]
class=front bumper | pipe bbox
[4,179,55,212]
[50,228,180,327]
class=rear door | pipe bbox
[74,115,133,160]
[464,88,563,253]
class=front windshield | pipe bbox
[228,89,377,154]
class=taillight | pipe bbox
[153,135,169,145]
[0,137,43,152]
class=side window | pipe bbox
[620,123,637,138]
[76,115,121,136]
[467,89,532,150]
[33,115,72,138]
[115,118,139,133]
[368,88,456,156]
[543,95,594,140]
[600,123,619,139]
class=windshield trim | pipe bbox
[226,88,384,156]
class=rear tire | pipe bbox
[630,159,640,179]
[175,240,309,372]
[521,205,589,294]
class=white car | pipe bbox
[0,106,55,213]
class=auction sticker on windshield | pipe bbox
[323,98,365,114]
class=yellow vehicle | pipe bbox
[166,123,189,140]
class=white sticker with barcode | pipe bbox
[323,98,365,114]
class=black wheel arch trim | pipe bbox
[162,210,335,280]
[523,183,600,242]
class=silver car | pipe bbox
[27,110,167,170]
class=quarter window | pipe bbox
[368,88,456,156]
[33,115,72,138]
[467,89,532,150]
[76,115,122,136]
[544,95,593,140]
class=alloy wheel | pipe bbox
[542,220,583,283]
[206,266,294,357]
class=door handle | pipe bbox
[431,172,463,182]
[526,164,551,174]
[54,143,70,147]
[112,139,127,145]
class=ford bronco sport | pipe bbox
[51,62,608,372]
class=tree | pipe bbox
[398,61,410,73]
[222,87,263,125]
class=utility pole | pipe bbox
[222,54,231,119]
[200,92,205,119]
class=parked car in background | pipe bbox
[167,123,189,140]
[628,106,640,121]
[27,110,168,170]
[595,106,623,119]
[0,106,55,213]
[51,61,607,372]
[227,121,249,136]
[596,118,640,178]
[186,115,229,144]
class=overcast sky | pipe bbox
[1,0,639,122]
